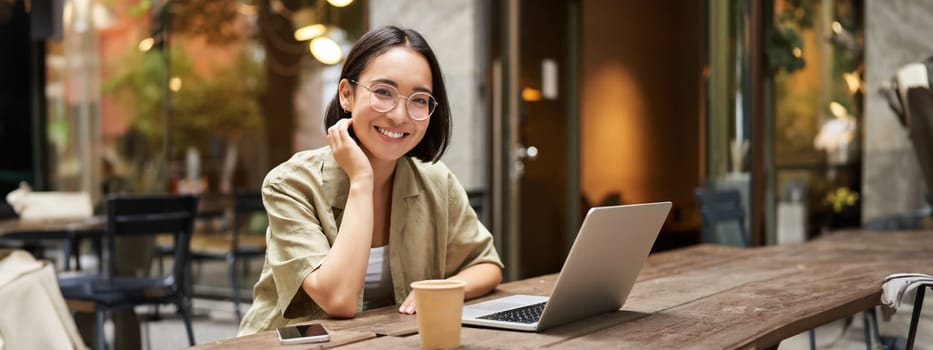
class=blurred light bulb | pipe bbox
[169,77,182,92]
[138,37,154,52]
[829,101,848,119]
[294,23,326,41]
[327,0,353,7]
[521,87,541,101]
[292,8,324,41]
[310,36,343,65]
[843,72,861,94]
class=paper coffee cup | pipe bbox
[410,279,466,349]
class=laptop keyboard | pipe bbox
[477,301,547,324]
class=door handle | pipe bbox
[511,145,539,180]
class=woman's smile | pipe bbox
[374,126,408,140]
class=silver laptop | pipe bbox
[461,201,672,332]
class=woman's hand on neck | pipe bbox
[328,118,374,187]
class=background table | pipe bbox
[0,216,105,270]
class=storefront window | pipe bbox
[771,0,863,238]
[45,0,366,202]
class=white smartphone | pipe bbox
[276,323,331,345]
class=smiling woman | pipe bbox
[237,26,504,336]
[336,47,436,166]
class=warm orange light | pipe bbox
[237,4,257,16]
[581,65,647,204]
[521,87,541,101]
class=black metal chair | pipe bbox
[694,187,824,346]
[695,187,889,349]
[466,189,485,218]
[188,191,265,321]
[59,194,198,350]
[694,188,748,247]
[227,191,266,321]
[905,283,931,350]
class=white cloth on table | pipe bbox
[880,272,933,320]
[4,181,92,220]
[0,249,87,350]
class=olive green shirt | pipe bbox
[237,147,503,335]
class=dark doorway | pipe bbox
[0,0,39,195]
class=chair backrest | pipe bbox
[905,87,933,200]
[105,194,198,285]
[466,190,484,215]
[694,188,748,247]
[232,191,265,246]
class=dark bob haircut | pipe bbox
[323,25,451,163]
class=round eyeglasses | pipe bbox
[350,80,438,121]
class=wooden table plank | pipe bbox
[185,230,933,349]
[639,244,754,281]
[346,245,785,350]
[326,307,419,337]
[549,231,933,349]
[551,264,880,349]
[626,253,800,314]
[186,330,375,350]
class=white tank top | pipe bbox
[363,245,394,310]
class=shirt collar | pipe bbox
[322,151,422,210]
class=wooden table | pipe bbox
[189,230,933,349]
[0,216,106,270]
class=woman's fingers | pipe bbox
[399,294,416,314]
[327,119,348,149]
[338,119,353,144]
[328,118,372,181]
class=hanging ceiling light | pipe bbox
[286,1,349,65]
[310,35,343,65]
[326,0,353,7]
[309,26,348,65]
[292,7,325,41]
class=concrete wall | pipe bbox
[863,0,933,221]
[369,0,487,191]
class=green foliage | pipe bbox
[777,0,817,27]
[129,0,152,17]
[170,46,265,152]
[766,26,806,74]
[104,39,265,159]
[103,47,181,154]
[766,0,818,74]
[170,0,242,45]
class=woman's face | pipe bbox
[339,47,433,165]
